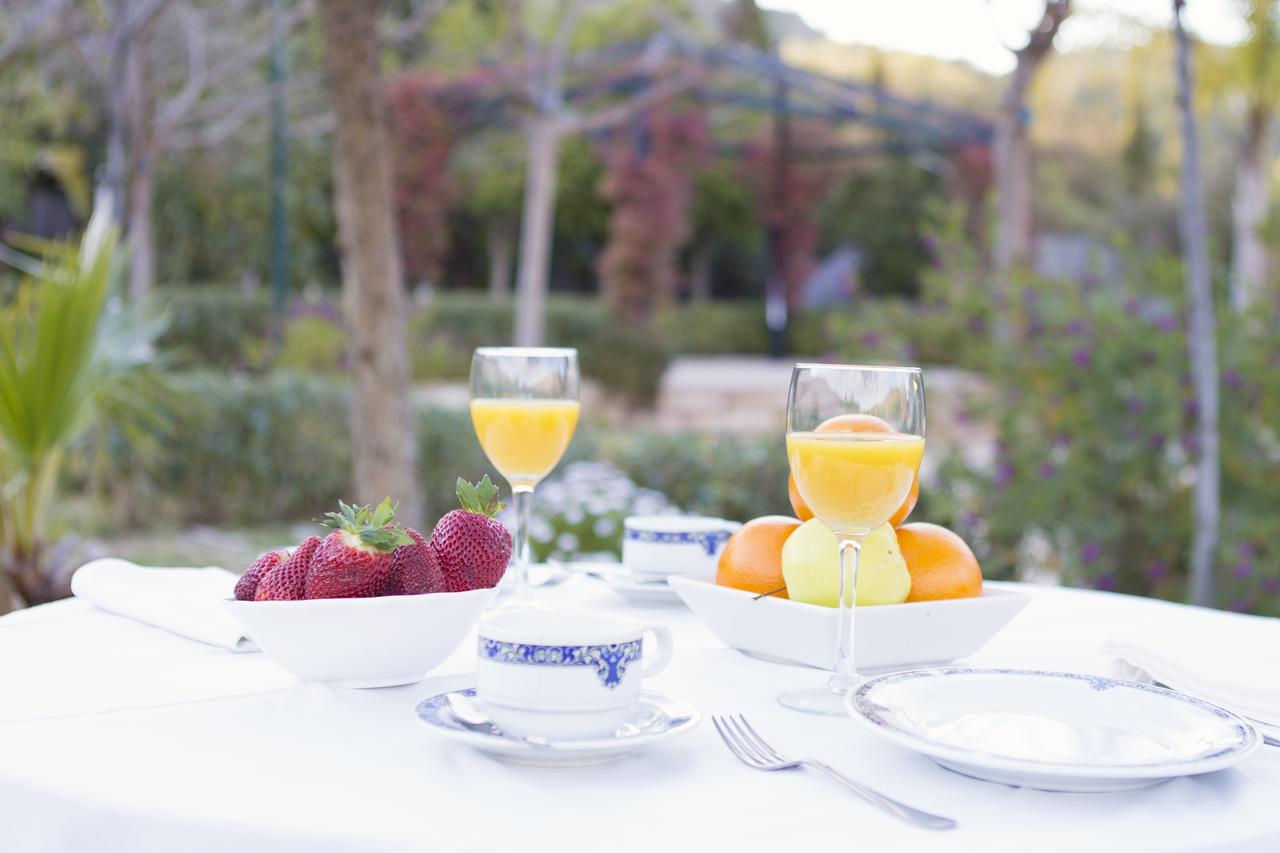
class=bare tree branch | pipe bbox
[124,0,175,39]
[541,0,587,111]
[1004,0,1071,108]
[197,0,308,84]
[564,62,704,134]
[0,0,70,69]
[167,71,323,147]
[153,1,207,143]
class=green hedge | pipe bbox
[409,293,669,404]
[153,287,669,404]
[94,372,790,531]
[155,287,271,368]
[151,287,985,405]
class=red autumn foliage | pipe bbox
[598,109,711,320]
[386,73,453,285]
[737,120,836,310]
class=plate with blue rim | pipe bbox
[847,667,1261,792]
[415,688,700,767]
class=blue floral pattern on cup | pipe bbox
[479,638,643,688]
[623,528,732,556]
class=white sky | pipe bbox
[761,1,1248,74]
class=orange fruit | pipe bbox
[896,522,982,602]
[716,515,802,597]
[890,476,920,528]
[786,413,920,527]
[787,473,813,522]
[815,413,893,435]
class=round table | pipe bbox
[0,578,1276,852]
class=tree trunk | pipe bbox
[514,117,560,347]
[125,35,154,300]
[103,7,133,225]
[993,2,1070,340]
[127,155,155,299]
[993,86,1033,278]
[1230,104,1272,312]
[1174,0,1221,608]
[487,221,514,298]
[317,0,421,527]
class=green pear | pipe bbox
[782,519,912,607]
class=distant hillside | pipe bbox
[777,32,1241,164]
[777,38,1001,116]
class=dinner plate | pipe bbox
[669,576,1029,671]
[560,561,685,605]
[415,688,700,767]
[848,668,1261,792]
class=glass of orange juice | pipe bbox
[781,363,925,714]
[470,347,580,605]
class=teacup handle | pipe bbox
[638,622,674,678]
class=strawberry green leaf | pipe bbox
[358,526,414,552]
[455,475,505,517]
[368,497,399,528]
[455,477,480,513]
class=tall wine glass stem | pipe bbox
[509,484,534,601]
[777,533,865,714]
[827,535,862,693]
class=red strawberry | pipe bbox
[304,499,413,599]
[256,536,321,601]
[384,528,446,596]
[235,550,286,601]
[431,477,513,593]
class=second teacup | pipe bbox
[622,515,740,582]
[476,608,673,740]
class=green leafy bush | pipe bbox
[152,283,991,405]
[276,315,347,374]
[930,240,1279,613]
[409,293,669,403]
[143,372,353,527]
[93,372,789,533]
[155,287,271,368]
[598,429,791,523]
[654,301,770,355]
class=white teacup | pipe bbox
[623,515,740,582]
[476,609,674,740]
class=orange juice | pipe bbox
[470,398,579,487]
[786,431,924,535]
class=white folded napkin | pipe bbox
[71,558,255,652]
[1105,621,1280,734]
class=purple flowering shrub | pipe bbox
[926,235,1279,613]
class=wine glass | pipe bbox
[469,347,580,605]
[780,364,925,714]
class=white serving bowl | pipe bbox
[622,515,740,581]
[224,587,497,688]
[668,576,1029,672]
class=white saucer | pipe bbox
[415,688,700,767]
[848,667,1261,792]
[561,561,686,606]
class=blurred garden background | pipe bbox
[0,0,1276,615]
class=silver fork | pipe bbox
[711,714,957,831]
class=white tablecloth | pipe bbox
[0,579,1277,853]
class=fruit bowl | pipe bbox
[668,576,1029,672]
[224,587,497,688]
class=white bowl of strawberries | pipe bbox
[224,483,513,688]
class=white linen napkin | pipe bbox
[71,558,255,652]
[1105,620,1280,735]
